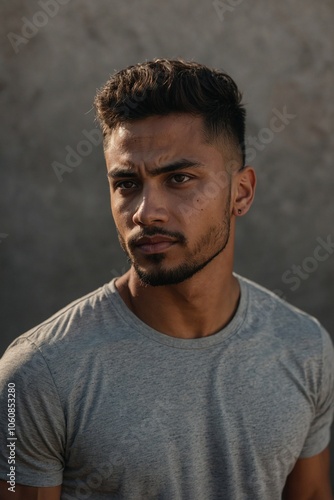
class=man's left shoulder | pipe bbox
[237,274,331,346]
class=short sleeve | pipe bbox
[299,326,334,458]
[0,338,65,487]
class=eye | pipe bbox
[114,180,138,190]
[169,174,192,184]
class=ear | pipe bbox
[232,166,256,216]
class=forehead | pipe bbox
[104,114,213,164]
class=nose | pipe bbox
[132,186,169,226]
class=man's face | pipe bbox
[105,114,239,286]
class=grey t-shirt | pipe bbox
[0,275,333,499]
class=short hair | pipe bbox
[94,59,246,165]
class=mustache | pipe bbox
[128,227,187,249]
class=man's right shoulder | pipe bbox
[1,279,122,365]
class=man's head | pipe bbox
[94,58,246,165]
[94,60,255,287]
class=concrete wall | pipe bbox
[1,0,333,485]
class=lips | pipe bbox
[134,235,177,254]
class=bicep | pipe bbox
[0,341,65,485]
[0,481,62,499]
[282,446,333,499]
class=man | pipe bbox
[0,59,333,499]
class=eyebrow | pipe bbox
[107,159,204,179]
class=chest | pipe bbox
[60,343,314,498]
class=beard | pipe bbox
[116,195,231,287]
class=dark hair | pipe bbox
[94,59,246,164]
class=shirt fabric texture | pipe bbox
[0,274,333,499]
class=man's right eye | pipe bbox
[114,180,138,190]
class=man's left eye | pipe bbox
[170,174,191,184]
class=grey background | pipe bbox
[1,0,334,489]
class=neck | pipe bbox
[115,254,240,340]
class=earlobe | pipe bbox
[233,166,256,216]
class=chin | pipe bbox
[133,261,209,287]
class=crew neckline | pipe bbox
[104,274,249,350]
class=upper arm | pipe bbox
[0,340,65,487]
[0,481,61,499]
[282,446,333,500]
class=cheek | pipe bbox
[180,195,227,224]
[175,178,230,216]
[110,191,126,215]
[111,198,135,231]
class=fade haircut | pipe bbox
[94,59,246,165]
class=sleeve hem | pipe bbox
[298,436,331,459]
[0,473,62,488]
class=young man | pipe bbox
[0,59,333,499]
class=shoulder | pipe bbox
[1,279,123,378]
[238,273,326,330]
[236,274,332,354]
[237,275,334,415]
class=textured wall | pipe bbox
[1,0,334,483]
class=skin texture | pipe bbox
[1,113,331,498]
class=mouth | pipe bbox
[134,236,178,254]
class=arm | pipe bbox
[282,446,333,500]
[0,481,61,499]
[0,341,65,493]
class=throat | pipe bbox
[116,272,241,339]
